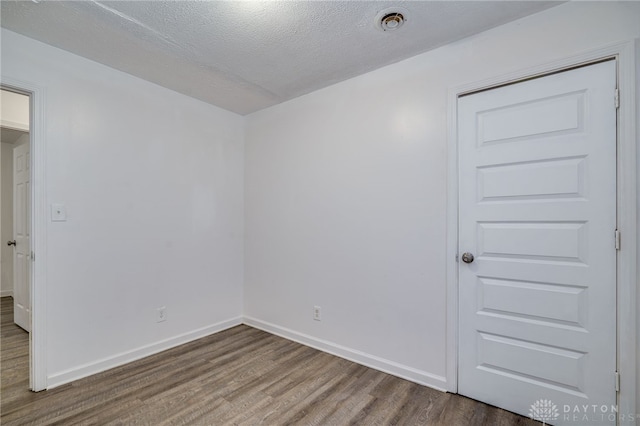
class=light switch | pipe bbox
[51,203,67,222]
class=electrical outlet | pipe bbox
[51,203,67,222]
[313,306,322,321]
[156,306,167,323]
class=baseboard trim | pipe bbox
[47,316,243,389]
[0,290,13,298]
[47,316,448,392]
[243,316,448,392]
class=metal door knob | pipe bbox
[461,252,474,263]
[7,240,16,246]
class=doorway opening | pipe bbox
[0,87,33,392]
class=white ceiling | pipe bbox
[1,1,562,115]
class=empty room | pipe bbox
[1,1,639,425]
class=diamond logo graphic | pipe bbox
[529,399,559,424]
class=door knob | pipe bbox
[461,252,474,263]
[7,240,16,246]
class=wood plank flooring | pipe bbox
[1,297,538,425]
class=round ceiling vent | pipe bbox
[375,7,408,32]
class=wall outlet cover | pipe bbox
[156,306,167,323]
[51,203,67,221]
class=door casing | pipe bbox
[0,78,47,392]
[446,40,637,419]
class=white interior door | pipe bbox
[13,140,30,332]
[458,61,617,425]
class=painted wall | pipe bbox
[1,29,245,385]
[0,90,29,131]
[0,135,29,297]
[245,1,640,391]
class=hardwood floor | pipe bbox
[1,297,538,425]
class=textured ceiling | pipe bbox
[1,1,562,115]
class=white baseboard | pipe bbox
[47,316,448,392]
[243,316,448,392]
[47,316,243,389]
[0,290,13,298]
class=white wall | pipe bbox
[245,1,640,392]
[0,90,29,131]
[1,29,245,385]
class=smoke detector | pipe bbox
[375,7,408,32]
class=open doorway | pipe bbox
[0,88,31,395]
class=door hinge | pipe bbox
[615,229,621,250]
[31,251,35,261]
[615,88,620,109]
[615,371,620,392]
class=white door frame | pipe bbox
[446,40,637,420]
[1,77,48,392]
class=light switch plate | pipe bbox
[51,203,67,222]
